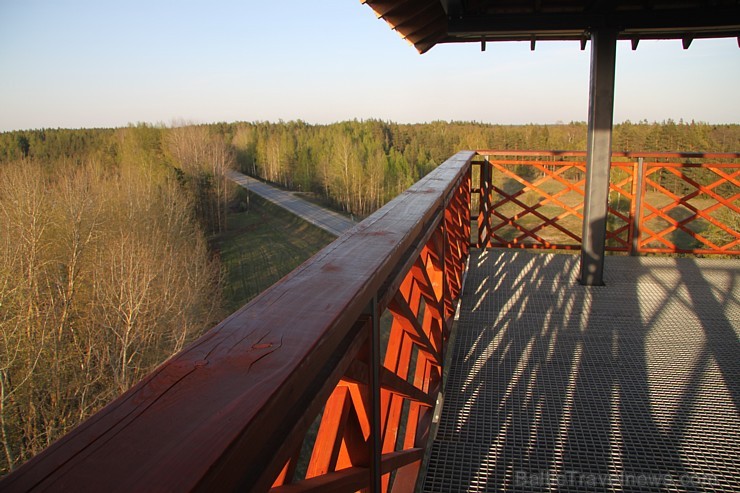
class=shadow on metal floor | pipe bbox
[422,249,739,493]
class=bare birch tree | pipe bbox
[0,157,221,474]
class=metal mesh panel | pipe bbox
[422,249,740,492]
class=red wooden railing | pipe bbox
[473,151,740,255]
[1,152,473,493]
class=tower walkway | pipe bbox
[228,170,356,236]
[422,249,740,492]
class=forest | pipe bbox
[0,124,233,473]
[0,119,738,474]
[233,119,740,217]
[3,119,738,219]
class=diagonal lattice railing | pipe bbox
[638,160,739,254]
[473,151,739,255]
[478,156,586,249]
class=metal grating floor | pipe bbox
[421,249,740,493]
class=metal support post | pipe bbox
[580,28,618,286]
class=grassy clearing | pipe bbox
[213,189,337,312]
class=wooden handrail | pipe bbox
[475,150,740,160]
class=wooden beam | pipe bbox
[271,449,424,493]
[343,361,435,407]
[441,0,463,17]
[447,8,740,36]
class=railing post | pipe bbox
[629,157,645,255]
[442,201,450,340]
[368,296,381,493]
[466,164,473,251]
[478,155,491,248]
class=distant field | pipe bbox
[213,189,336,312]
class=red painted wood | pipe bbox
[476,150,740,160]
[272,451,299,487]
[307,386,352,478]
[270,449,423,493]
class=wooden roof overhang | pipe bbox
[361,0,740,53]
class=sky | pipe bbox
[1,0,739,132]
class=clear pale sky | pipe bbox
[1,0,739,132]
